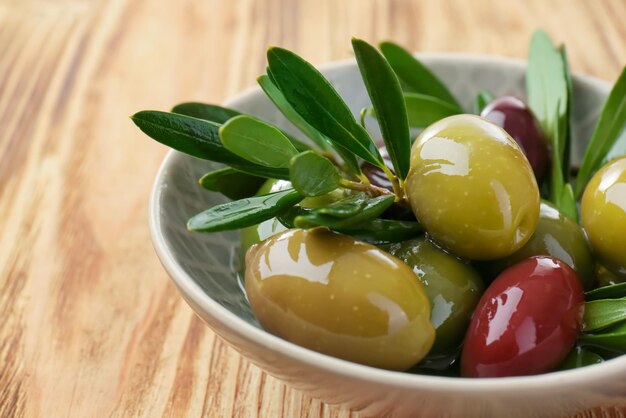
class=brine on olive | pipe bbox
[245,228,435,370]
[475,202,596,290]
[387,238,484,354]
[405,114,540,260]
[481,96,550,181]
[582,156,626,279]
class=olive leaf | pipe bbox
[289,151,341,197]
[187,188,303,232]
[352,38,411,180]
[575,67,626,197]
[586,282,626,301]
[404,93,461,127]
[579,321,626,352]
[526,30,574,217]
[294,195,395,229]
[557,347,603,370]
[266,47,384,167]
[258,75,361,174]
[474,90,493,114]
[379,41,461,109]
[315,192,368,218]
[130,111,288,179]
[220,115,298,168]
[199,167,265,200]
[172,102,241,123]
[583,297,626,332]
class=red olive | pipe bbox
[461,256,584,378]
[361,142,394,191]
[481,96,550,182]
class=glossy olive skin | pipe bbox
[406,114,540,260]
[481,96,549,181]
[245,228,435,370]
[582,156,626,279]
[461,256,584,378]
[475,202,596,290]
[388,238,484,353]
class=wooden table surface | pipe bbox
[2,0,626,417]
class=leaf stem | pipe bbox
[339,179,393,197]
[380,165,405,202]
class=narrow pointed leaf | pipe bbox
[267,47,383,167]
[583,297,626,332]
[586,282,626,301]
[557,347,603,370]
[172,102,240,123]
[131,111,288,179]
[187,188,303,232]
[220,115,298,168]
[379,41,461,109]
[316,193,368,218]
[575,67,626,197]
[352,38,411,179]
[199,167,265,200]
[295,195,395,229]
[289,151,341,197]
[579,321,626,352]
[474,90,494,114]
[404,93,461,127]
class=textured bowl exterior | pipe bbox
[150,55,626,417]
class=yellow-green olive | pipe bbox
[582,156,626,279]
[388,238,484,354]
[405,114,540,260]
[245,228,435,370]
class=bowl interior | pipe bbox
[153,54,611,354]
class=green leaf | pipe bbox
[352,38,411,180]
[404,93,461,127]
[220,115,298,168]
[583,297,626,332]
[560,46,573,182]
[526,30,571,213]
[379,41,461,109]
[173,101,311,152]
[187,188,303,232]
[172,102,240,123]
[575,67,626,197]
[557,346,603,370]
[130,111,288,179]
[474,90,493,114]
[199,167,265,200]
[295,195,395,229]
[579,321,626,352]
[258,75,361,174]
[586,282,626,301]
[315,193,368,218]
[559,183,578,222]
[266,47,383,167]
[289,151,341,197]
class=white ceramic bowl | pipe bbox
[150,54,626,417]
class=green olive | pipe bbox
[405,114,540,260]
[245,228,435,370]
[475,202,596,290]
[582,156,626,279]
[388,238,484,353]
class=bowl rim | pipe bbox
[150,52,620,394]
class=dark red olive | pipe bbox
[481,96,550,182]
[461,256,584,378]
[361,142,394,191]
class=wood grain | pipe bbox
[1,0,625,417]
